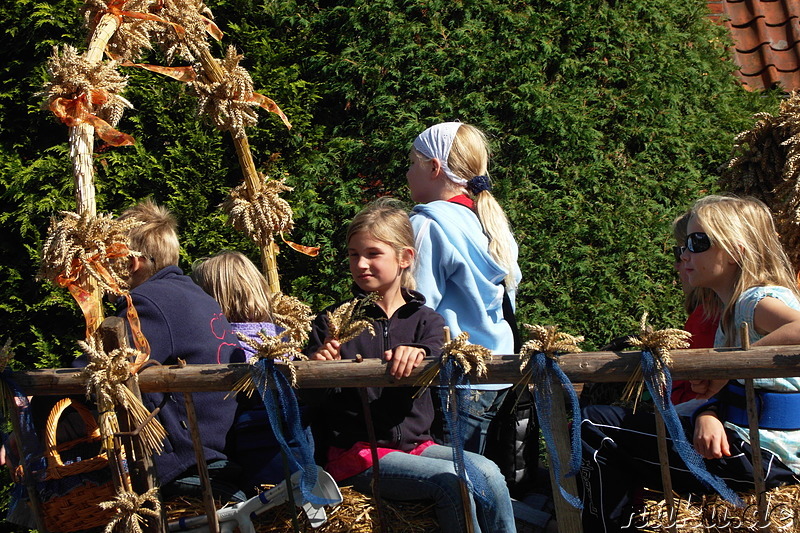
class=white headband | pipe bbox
[412,122,467,186]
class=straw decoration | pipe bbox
[99,487,161,533]
[41,45,135,146]
[232,330,307,393]
[42,45,130,124]
[39,211,142,293]
[518,324,583,387]
[82,0,157,62]
[268,292,313,344]
[326,294,380,344]
[78,337,166,455]
[223,175,295,244]
[149,0,213,63]
[622,312,692,410]
[415,331,492,396]
[190,46,264,138]
[721,90,800,272]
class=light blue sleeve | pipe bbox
[410,212,447,312]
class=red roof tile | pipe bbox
[708,0,800,91]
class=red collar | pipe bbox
[447,194,474,209]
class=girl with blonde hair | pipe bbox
[406,122,522,455]
[307,199,516,533]
[580,195,800,531]
[193,250,309,495]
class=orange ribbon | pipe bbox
[120,60,196,82]
[281,233,320,257]
[101,0,185,37]
[49,92,135,147]
[251,92,292,130]
[55,245,151,360]
[201,15,224,41]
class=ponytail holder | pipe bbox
[467,175,492,194]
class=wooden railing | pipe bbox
[10,318,800,532]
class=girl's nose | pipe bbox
[680,247,690,261]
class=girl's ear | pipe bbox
[398,247,415,269]
[430,158,444,179]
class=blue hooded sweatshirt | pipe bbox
[410,200,521,361]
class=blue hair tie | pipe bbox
[467,175,492,194]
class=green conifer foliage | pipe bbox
[0,0,784,386]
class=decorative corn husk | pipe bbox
[268,292,313,345]
[517,324,584,388]
[78,336,166,457]
[230,330,307,395]
[98,486,162,533]
[326,294,380,344]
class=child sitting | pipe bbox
[192,250,313,495]
[580,195,800,532]
[306,198,516,533]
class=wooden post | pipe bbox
[100,317,165,533]
[741,324,768,529]
[443,327,476,533]
[546,383,583,532]
[654,414,676,533]
[182,391,219,533]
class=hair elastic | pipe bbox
[412,122,467,186]
[467,175,492,194]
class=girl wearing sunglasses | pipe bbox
[580,195,800,532]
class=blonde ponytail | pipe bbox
[449,124,518,289]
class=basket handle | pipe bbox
[43,397,102,472]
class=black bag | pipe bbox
[484,385,541,499]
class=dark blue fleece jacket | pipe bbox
[119,266,245,484]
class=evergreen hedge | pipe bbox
[0,0,783,373]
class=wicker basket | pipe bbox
[39,397,121,532]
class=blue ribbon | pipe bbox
[529,352,583,509]
[640,349,743,506]
[439,359,491,506]
[251,358,336,506]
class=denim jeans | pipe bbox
[434,387,510,455]
[344,444,516,533]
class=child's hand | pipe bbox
[693,411,730,459]
[311,338,341,361]
[689,379,728,399]
[384,345,426,379]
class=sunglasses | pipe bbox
[672,232,712,262]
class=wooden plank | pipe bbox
[654,414,676,533]
[546,384,582,532]
[13,345,800,395]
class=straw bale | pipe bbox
[634,485,800,532]
[165,485,440,532]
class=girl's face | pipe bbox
[681,216,739,302]
[348,231,411,297]
[406,150,437,204]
